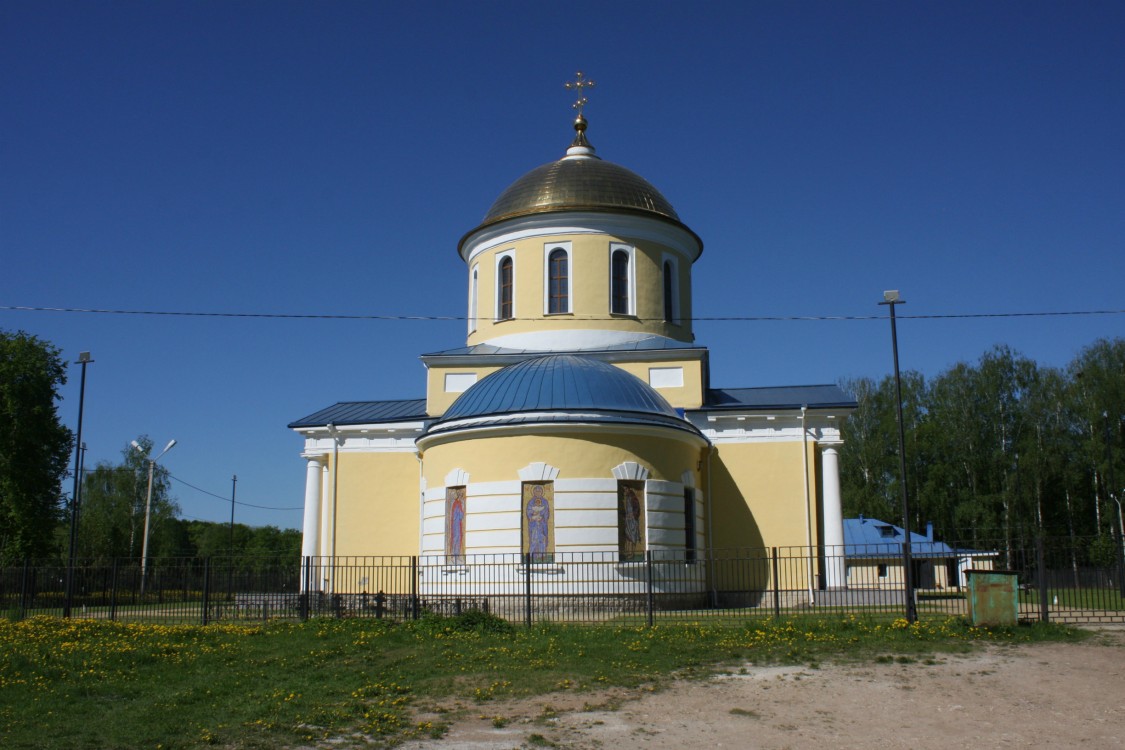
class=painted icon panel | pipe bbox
[618,480,645,561]
[522,482,554,563]
[445,486,466,563]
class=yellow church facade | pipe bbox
[290,108,854,601]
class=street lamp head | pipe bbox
[77,351,92,363]
[883,290,902,303]
[131,440,144,454]
[154,439,178,461]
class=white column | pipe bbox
[319,463,331,591]
[300,456,324,593]
[301,457,323,557]
[821,445,846,589]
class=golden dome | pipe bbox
[481,154,681,225]
[459,116,701,256]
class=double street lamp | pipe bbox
[132,438,176,595]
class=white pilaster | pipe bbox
[821,445,845,589]
[318,463,331,590]
[301,457,324,558]
[300,456,326,593]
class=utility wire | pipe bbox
[169,474,302,511]
[4,304,1124,322]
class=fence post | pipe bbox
[772,547,781,619]
[524,552,533,629]
[645,550,655,627]
[19,558,30,621]
[109,558,119,622]
[410,556,419,621]
[1037,538,1049,623]
[299,557,310,621]
[201,558,211,626]
[1116,524,1125,599]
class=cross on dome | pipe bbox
[564,71,597,152]
[565,71,596,116]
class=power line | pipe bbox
[3,304,1124,323]
[168,474,302,511]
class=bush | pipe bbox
[414,609,515,636]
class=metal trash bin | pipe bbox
[965,569,1020,626]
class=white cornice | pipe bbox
[479,328,676,351]
[692,413,844,445]
[420,346,708,369]
[461,212,702,264]
[297,421,428,454]
[416,418,708,452]
[293,421,429,437]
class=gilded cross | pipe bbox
[565,71,596,116]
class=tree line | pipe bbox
[66,435,300,562]
[1,329,299,564]
[839,337,1124,564]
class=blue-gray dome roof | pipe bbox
[425,355,702,438]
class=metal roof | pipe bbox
[843,516,956,559]
[288,399,428,429]
[482,157,681,224]
[442,354,680,420]
[698,385,857,411]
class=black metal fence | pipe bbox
[2,537,1122,626]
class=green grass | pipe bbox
[0,612,1086,749]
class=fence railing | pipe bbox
[2,537,1122,626]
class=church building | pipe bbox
[290,83,855,600]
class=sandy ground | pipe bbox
[400,629,1125,750]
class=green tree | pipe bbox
[173,519,301,558]
[841,339,1125,553]
[0,330,73,562]
[1068,338,1125,538]
[76,437,180,561]
[839,373,928,528]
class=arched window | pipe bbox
[548,248,568,314]
[611,249,630,315]
[498,256,513,320]
[662,261,675,323]
[468,266,478,333]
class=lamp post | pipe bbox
[132,438,176,596]
[1106,412,1124,597]
[228,474,237,601]
[63,352,92,618]
[879,290,916,623]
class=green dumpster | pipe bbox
[965,569,1020,626]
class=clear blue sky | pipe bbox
[3,1,1122,530]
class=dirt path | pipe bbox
[402,630,1125,749]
